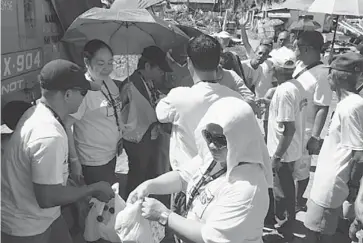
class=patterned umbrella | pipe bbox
[62,8,189,54]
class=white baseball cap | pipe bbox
[270,46,297,69]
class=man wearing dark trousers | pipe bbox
[123,46,172,203]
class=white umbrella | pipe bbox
[308,0,363,62]
[308,0,363,16]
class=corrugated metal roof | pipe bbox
[170,0,216,4]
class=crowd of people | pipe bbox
[1,14,363,243]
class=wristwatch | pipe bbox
[158,210,171,226]
[272,154,282,161]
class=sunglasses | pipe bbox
[202,129,227,149]
[73,88,88,96]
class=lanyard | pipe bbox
[40,101,65,129]
[138,71,159,107]
[184,160,227,215]
[293,61,323,79]
[101,81,121,132]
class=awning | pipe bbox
[256,12,291,18]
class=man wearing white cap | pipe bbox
[265,47,307,239]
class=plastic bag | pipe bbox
[84,183,126,242]
[115,201,165,243]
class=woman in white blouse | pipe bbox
[65,39,131,186]
[127,97,272,243]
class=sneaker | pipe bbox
[274,215,288,229]
[295,204,307,213]
[264,217,276,232]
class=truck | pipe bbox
[1,0,102,125]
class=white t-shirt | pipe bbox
[256,61,274,99]
[156,82,242,170]
[179,157,268,243]
[71,77,123,166]
[310,94,363,209]
[240,60,264,89]
[293,62,332,130]
[1,103,68,236]
[267,80,307,162]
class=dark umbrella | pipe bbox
[176,24,205,38]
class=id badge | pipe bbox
[117,139,123,156]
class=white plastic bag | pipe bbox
[84,183,126,242]
[115,201,165,243]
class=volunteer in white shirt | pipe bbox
[266,47,306,238]
[156,35,253,171]
[304,53,363,243]
[65,40,129,186]
[1,60,114,243]
[128,97,272,243]
[239,17,275,142]
[240,45,271,91]
[293,31,333,211]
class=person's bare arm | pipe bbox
[64,116,79,161]
[350,151,363,186]
[355,178,363,222]
[168,213,204,243]
[274,121,296,158]
[64,116,83,183]
[265,87,277,100]
[127,171,183,203]
[33,182,113,208]
[312,105,329,138]
[239,14,254,58]
[306,105,329,154]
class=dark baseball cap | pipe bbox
[297,31,324,51]
[328,53,363,73]
[142,46,172,72]
[39,59,101,91]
